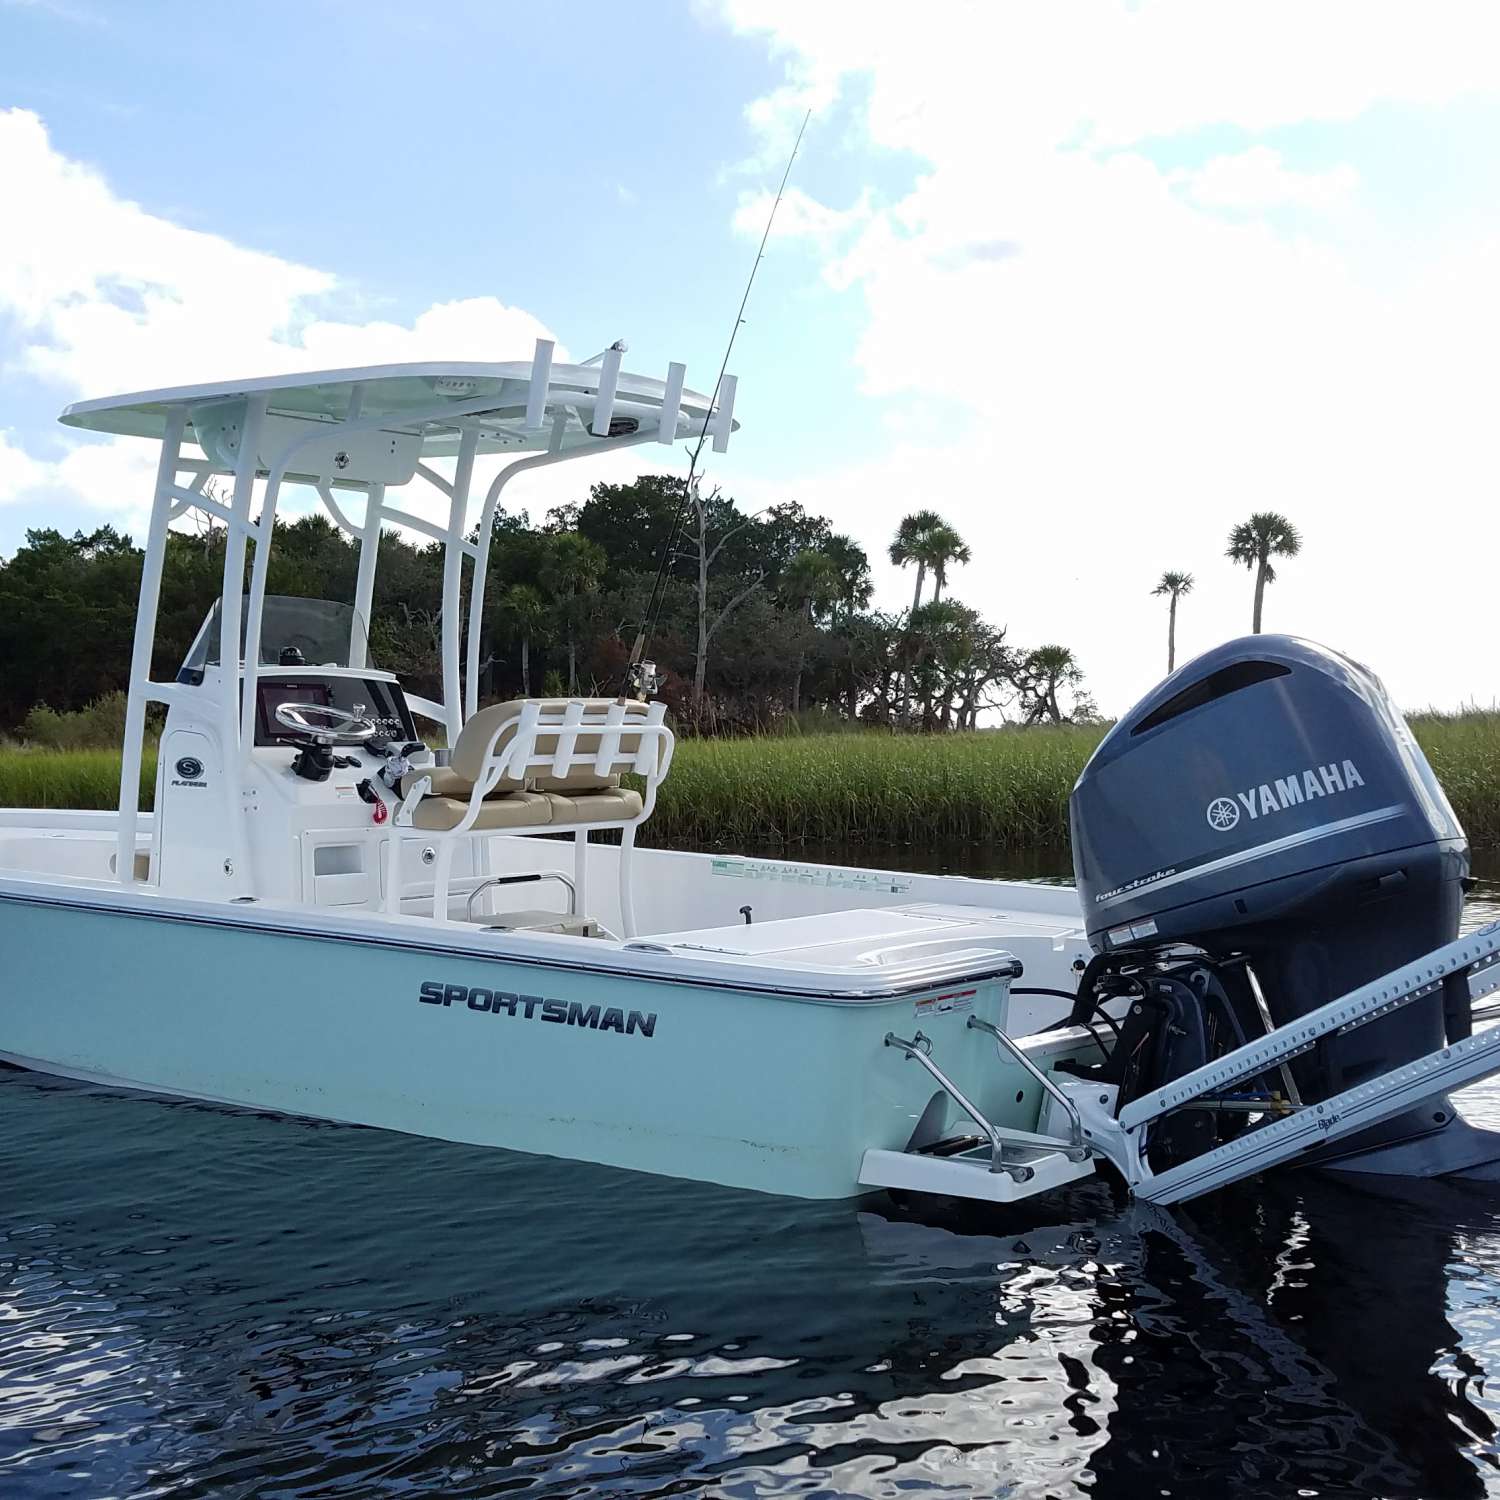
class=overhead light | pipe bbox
[431,377,481,397]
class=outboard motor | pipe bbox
[1068,635,1482,1177]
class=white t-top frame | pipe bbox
[56,344,738,897]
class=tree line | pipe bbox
[0,477,1098,736]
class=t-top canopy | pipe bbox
[57,354,737,472]
[97,346,743,891]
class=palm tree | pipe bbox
[823,533,873,620]
[890,510,968,725]
[539,531,607,692]
[921,522,972,602]
[906,597,975,729]
[499,582,547,696]
[823,534,873,719]
[1017,644,1086,724]
[781,550,841,713]
[888,508,946,613]
[1151,569,1194,673]
[1226,512,1301,634]
[781,549,841,622]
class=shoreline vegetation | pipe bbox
[3,710,1498,851]
[0,495,1095,743]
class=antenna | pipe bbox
[622,108,813,700]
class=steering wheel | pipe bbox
[274,701,377,744]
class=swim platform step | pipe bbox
[858,1142,1096,1203]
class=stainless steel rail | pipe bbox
[967,1014,1089,1159]
[465,870,577,922]
[884,1030,1026,1179]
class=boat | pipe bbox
[4,343,1500,1208]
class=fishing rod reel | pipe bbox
[626,657,661,701]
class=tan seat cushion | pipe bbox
[543,787,644,824]
[430,699,660,799]
[399,765,472,799]
[409,790,553,832]
[531,698,652,791]
[533,768,624,794]
[463,698,655,793]
[446,701,532,793]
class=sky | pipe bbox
[2,0,1498,715]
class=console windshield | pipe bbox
[179,597,374,678]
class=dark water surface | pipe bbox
[6,849,1500,1498]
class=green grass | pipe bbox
[2,712,1496,849]
[1406,710,1500,847]
[0,746,157,811]
[643,725,1107,848]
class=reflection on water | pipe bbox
[4,849,1500,1496]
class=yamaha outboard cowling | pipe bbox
[1070,635,1479,1174]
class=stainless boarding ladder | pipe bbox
[857,1019,1099,1204]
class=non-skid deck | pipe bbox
[629,903,1035,978]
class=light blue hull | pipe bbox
[0,886,1050,1199]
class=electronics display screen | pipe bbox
[253,675,415,747]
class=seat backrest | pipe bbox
[449,701,531,792]
[451,698,670,796]
[528,698,657,792]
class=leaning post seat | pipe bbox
[385,698,673,934]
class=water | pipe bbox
[5,851,1500,1498]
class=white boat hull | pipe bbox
[0,863,1086,1199]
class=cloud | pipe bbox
[721,0,1500,153]
[731,185,872,246]
[0,109,332,392]
[0,423,164,546]
[1180,147,1360,212]
[0,107,568,398]
[0,108,640,545]
[710,1,1500,712]
[289,297,564,377]
[0,430,52,503]
[737,76,841,173]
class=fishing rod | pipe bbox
[620,108,812,701]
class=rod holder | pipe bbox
[657,361,686,444]
[709,372,737,453]
[525,338,554,430]
[591,345,623,437]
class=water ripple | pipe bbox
[3,882,1500,1496]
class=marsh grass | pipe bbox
[1406,710,1500,846]
[1,714,1495,849]
[642,725,1107,848]
[0,746,157,811]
